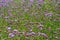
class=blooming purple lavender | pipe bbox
[6,26,11,30]
[31,32,35,35]
[12,29,19,34]
[36,0,44,5]
[0,0,13,7]
[38,32,41,35]
[0,0,60,40]
[37,24,43,30]
[8,33,14,38]
[41,33,48,38]
[37,0,44,3]
[57,28,60,30]
[47,27,51,30]
[0,0,13,3]
[0,3,3,7]
[27,0,34,7]
[44,12,53,16]
[0,0,6,3]
[29,0,34,2]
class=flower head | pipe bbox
[12,29,18,34]
[6,26,11,30]
[30,0,34,2]
[9,33,14,38]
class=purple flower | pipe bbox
[31,32,35,35]
[4,16,9,19]
[7,10,13,16]
[0,3,3,7]
[38,32,41,35]
[37,0,44,4]
[27,0,34,7]
[48,27,51,30]
[0,0,13,7]
[21,0,25,4]
[25,33,32,36]
[29,29,32,32]
[0,0,5,3]
[38,32,48,38]
[41,33,48,38]
[0,0,13,3]
[57,28,60,30]
[6,26,11,30]
[44,12,53,16]
[37,24,43,30]
[9,33,14,38]
[12,29,20,35]
[38,0,43,2]
[30,0,34,2]
[12,29,18,34]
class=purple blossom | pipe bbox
[0,0,6,3]
[7,10,13,16]
[31,32,35,35]
[41,33,48,38]
[56,14,59,16]
[25,33,32,36]
[12,29,20,36]
[37,24,43,30]
[48,27,51,30]
[57,0,60,3]
[0,3,3,7]
[21,0,26,4]
[38,32,48,38]
[37,0,44,4]
[30,0,34,2]
[4,16,9,19]
[57,28,60,30]
[27,0,34,7]
[12,29,19,34]
[6,26,12,33]
[0,0,13,7]
[38,0,43,2]
[9,33,14,38]
[6,26,11,30]
[0,0,13,3]
[29,29,32,32]
[44,12,53,16]
[38,32,41,35]
[0,3,7,7]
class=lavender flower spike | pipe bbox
[30,0,34,2]
[9,33,14,38]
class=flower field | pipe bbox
[0,0,60,40]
